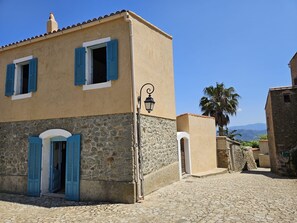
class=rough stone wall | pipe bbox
[232,144,246,171]
[269,89,297,176]
[140,115,178,176]
[217,137,253,172]
[0,114,134,191]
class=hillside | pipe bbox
[229,123,267,141]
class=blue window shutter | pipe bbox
[27,136,42,197]
[28,58,38,92]
[65,134,81,201]
[74,47,86,86]
[5,63,15,96]
[107,39,118,81]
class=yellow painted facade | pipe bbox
[131,15,176,120]
[0,12,176,122]
[177,113,217,173]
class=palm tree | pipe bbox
[224,127,242,140]
[199,82,240,136]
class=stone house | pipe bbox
[265,53,297,176]
[0,10,179,203]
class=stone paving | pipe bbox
[1,168,297,223]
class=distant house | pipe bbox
[0,10,179,203]
[265,53,297,176]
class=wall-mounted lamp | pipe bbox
[137,83,155,200]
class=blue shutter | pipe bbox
[28,58,38,92]
[5,63,15,96]
[27,136,42,197]
[74,47,86,86]
[65,134,81,201]
[107,39,118,81]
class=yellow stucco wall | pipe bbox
[177,114,217,173]
[131,15,176,120]
[0,17,132,122]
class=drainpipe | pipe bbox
[124,12,142,202]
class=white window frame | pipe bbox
[12,55,33,100]
[82,37,111,91]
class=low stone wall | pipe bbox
[217,137,257,172]
[259,154,271,168]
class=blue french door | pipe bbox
[65,134,81,201]
[27,137,42,196]
[49,141,62,193]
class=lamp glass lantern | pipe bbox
[144,94,155,113]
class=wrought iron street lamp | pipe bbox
[138,83,155,113]
[137,83,155,199]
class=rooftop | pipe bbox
[269,86,297,91]
[0,10,172,51]
[177,113,215,119]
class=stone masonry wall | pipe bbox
[217,136,254,172]
[0,113,134,192]
[140,115,178,176]
[270,89,297,176]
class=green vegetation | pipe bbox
[291,149,297,172]
[241,140,259,148]
[199,82,240,136]
[258,134,268,140]
[224,127,242,140]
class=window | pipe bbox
[294,77,297,86]
[5,55,38,100]
[16,63,29,95]
[74,38,118,90]
[283,94,291,103]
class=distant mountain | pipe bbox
[229,123,266,131]
[228,123,267,141]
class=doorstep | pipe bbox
[192,168,228,178]
[42,193,65,198]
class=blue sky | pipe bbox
[1,0,297,126]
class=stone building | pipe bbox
[265,53,297,176]
[0,10,179,203]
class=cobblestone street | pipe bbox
[1,169,296,223]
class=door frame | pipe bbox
[49,137,67,193]
[39,129,72,195]
[177,132,192,179]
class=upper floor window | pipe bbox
[74,37,118,90]
[5,56,38,100]
[283,94,291,103]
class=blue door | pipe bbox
[27,137,42,197]
[49,141,62,193]
[65,135,81,201]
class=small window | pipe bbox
[89,44,107,84]
[74,38,118,90]
[5,56,38,99]
[16,63,29,94]
[283,94,291,103]
[294,78,297,86]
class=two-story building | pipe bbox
[0,10,179,203]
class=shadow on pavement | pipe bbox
[241,169,296,180]
[0,193,111,208]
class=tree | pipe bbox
[199,82,240,136]
[224,127,242,140]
